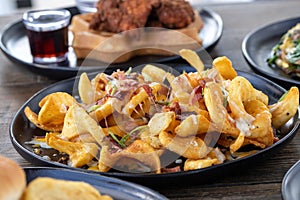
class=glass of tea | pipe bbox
[23,9,71,64]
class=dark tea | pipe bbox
[26,26,68,61]
[23,9,71,63]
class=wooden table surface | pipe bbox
[0,1,300,199]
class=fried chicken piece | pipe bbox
[89,0,195,33]
[96,0,120,10]
[89,0,122,33]
[119,0,155,31]
[155,0,195,29]
[90,0,157,33]
[89,10,121,33]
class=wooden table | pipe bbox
[0,1,300,199]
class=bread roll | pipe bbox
[0,155,26,200]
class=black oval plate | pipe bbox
[24,167,167,200]
[282,160,300,200]
[242,16,300,89]
[10,68,300,186]
[0,7,222,80]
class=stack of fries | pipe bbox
[24,49,299,173]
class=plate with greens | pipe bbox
[242,16,300,88]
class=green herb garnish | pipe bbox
[87,105,101,113]
[279,91,288,102]
[110,85,117,96]
[125,67,132,75]
[109,130,126,148]
[287,41,300,64]
[156,100,171,106]
[108,125,148,148]
[119,125,148,147]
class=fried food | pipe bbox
[78,72,94,104]
[46,133,99,167]
[60,104,106,144]
[155,0,195,29]
[0,155,112,200]
[212,56,237,80]
[159,131,208,159]
[24,92,76,132]
[203,82,240,137]
[90,0,195,32]
[99,139,161,173]
[269,86,299,129]
[175,114,215,137]
[70,0,203,63]
[179,49,205,73]
[22,177,112,200]
[23,50,299,173]
[267,23,300,77]
[90,0,154,33]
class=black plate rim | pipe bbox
[200,7,223,50]
[23,166,168,200]
[0,7,223,77]
[242,16,300,87]
[9,69,300,183]
[282,159,300,200]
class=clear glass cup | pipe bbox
[75,0,98,13]
[23,9,71,64]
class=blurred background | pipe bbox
[0,0,76,15]
[0,0,257,16]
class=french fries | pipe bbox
[24,50,299,173]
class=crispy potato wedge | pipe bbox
[38,92,76,126]
[228,76,257,122]
[159,131,208,159]
[212,56,237,80]
[184,158,218,171]
[245,100,273,139]
[98,140,161,173]
[78,72,94,104]
[24,106,63,132]
[230,133,245,153]
[61,104,106,145]
[122,83,162,117]
[230,99,274,152]
[148,112,176,135]
[46,133,99,168]
[142,64,170,83]
[102,125,127,137]
[204,82,240,137]
[91,73,108,101]
[140,127,162,149]
[175,114,216,137]
[92,98,114,122]
[179,49,204,73]
[269,86,299,129]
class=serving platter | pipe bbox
[242,16,300,89]
[24,167,167,200]
[10,67,300,186]
[0,7,222,80]
[282,160,300,200]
